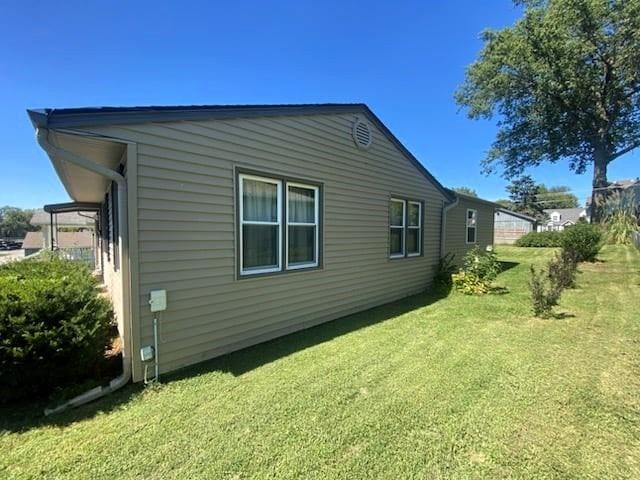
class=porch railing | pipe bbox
[58,247,96,270]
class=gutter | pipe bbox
[440,196,459,258]
[36,128,133,415]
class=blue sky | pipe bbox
[1,0,637,208]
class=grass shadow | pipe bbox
[0,287,450,433]
[499,260,519,273]
[551,311,576,320]
[489,286,510,295]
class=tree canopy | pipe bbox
[456,0,640,220]
[452,187,478,197]
[0,207,37,239]
[502,177,580,216]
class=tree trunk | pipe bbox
[591,149,609,223]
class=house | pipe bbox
[30,208,96,249]
[493,208,537,244]
[22,230,94,257]
[28,103,495,384]
[538,208,588,231]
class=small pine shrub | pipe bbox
[529,265,562,317]
[516,231,564,247]
[433,253,456,292]
[0,255,114,404]
[548,248,577,290]
[561,223,602,262]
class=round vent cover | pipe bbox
[352,118,372,149]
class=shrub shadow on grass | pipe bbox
[0,287,449,432]
[0,382,145,434]
[551,312,576,320]
[498,260,519,272]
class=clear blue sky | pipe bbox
[1,0,637,208]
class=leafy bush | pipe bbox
[0,255,113,404]
[548,248,577,290]
[433,253,456,293]
[452,270,491,295]
[516,231,564,247]
[560,223,602,262]
[453,247,501,295]
[604,210,638,245]
[529,265,562,317]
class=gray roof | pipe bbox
[26,103,455,203]
[543,208,587,225]
[30,209,96,226]
[495,208,537,223]
[445,188,500,208]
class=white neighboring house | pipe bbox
[30,209,96,249]
[537,207,589,232]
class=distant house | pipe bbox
[538,208,588,232]
[22,230,94,257]
[494,208,537,244]
[30,209,95,249]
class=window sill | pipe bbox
[238,264,323,280]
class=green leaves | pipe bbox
[0,255,114,404]
[456,0,640,180]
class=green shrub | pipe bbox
[604,210,639,245]
[548,248,578,290]
[560,223,603,262]
[433,253,456,293]
[0,255,113,404]
[529,265,561,317]
[516,231,564,247]
[453,247,501,295]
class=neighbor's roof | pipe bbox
[22,231,44,249]
[445,188,500,208]
[543,207,587,225]
[27,103,455,202]
[495,208,537,223]
[22,230,93,249]
[30,209,96,226]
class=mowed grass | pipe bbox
[2,246,640,479]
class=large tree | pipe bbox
[0,207,37,239]
[506,175,545,218]
[456,0,640,220]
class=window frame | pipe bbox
[466,208,478,245]
[407,201,422,257]
[236,169,323,279]
[389,198,406,259]
[286,182,320,270]
[389,197,424,259]
[238,173,283,276]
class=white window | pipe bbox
[551,213,560,222]
[286,183,319,269]
[407,201,421,256]
[389,198,406,258]
[239,174,282,275]
[466,209,477,244]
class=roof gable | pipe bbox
[27,103,454,202]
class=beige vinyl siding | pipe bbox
[89,113,447,378]
[444,198,495,266]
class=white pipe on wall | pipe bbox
[36,128,133,415]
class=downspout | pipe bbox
[36,128,133,415]
[440,196,459,258]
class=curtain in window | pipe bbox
[243,179,278,222]
[288,186,315,223]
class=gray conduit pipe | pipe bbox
[36,128,132,416]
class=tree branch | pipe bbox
[610,140,640,161]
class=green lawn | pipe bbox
[2,246,640,479]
